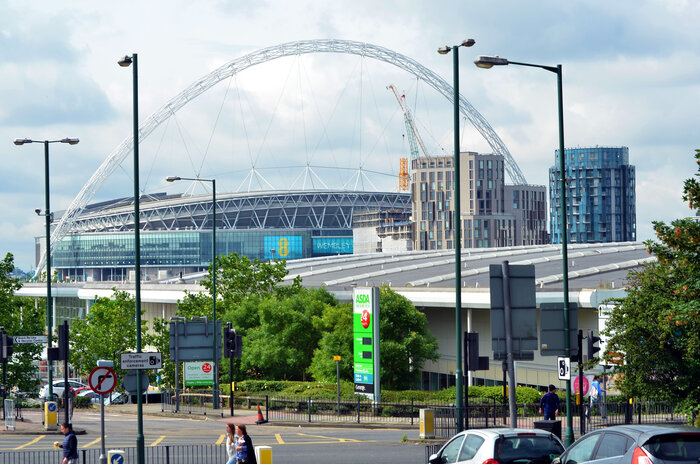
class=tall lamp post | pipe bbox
[13,137,79,401]
[474,55,573,446]
[118,53,145,464]
[437,38,475,433]
[166,176,219,407]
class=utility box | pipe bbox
[419,408,435,439]
[256,445,272,464]
[44,401,57,431]
[534,419,562,441]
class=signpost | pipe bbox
[184,362,214,387]
[120,352,162,370]
[91,360,116,464]
[557,356,571,381]
[352,287,380,401]
[13,335,48,344]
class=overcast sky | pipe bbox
[2,0,698,272]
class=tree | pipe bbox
[70,289,152,381]
[309,285,439,389]
[605,150,700,411]
[0,253,44,394]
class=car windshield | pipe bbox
[644,433,700,461]
[495,436,565,464]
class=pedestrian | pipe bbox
[589,375,606,418]
[58,422,78,464]
[225,423,238,464]
[234,424,257,464]
[538,384,560,420]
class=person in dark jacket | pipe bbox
[538,384,561,420]
[59,422,78,464]
[234,424,257,464]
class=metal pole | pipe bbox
[556,64,574,447]
[502,261,517,427]
[174,321,180,413]
[44,141,54,401]
[452,43,464,433]
[129,52,145,464]
[63,322,69,425]
[99,394,106,464]
[212,179,219,409]
[336,359,340,416]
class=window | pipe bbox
[439,436,465,464]
[564,433,601,464]
[459,434,485,461]
[595,433,632,459]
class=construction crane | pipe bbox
[388,85,429,159]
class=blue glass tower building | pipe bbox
[549,146,636,244]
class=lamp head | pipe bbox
[118,55,133,67]
[461,39,476,47]
[13,138,31,146]
[34,208,41,216]
[437,46,451,55]
[474,55,509,69]
[166,176,181,183]
[60,138,79,145]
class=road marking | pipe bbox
[14,436,44,450]
[296,433,366,443]
[82,436,105,448]
[149,435,166,447]
[275,433,285,444]
[216,433,226,445]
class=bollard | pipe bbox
[108,449,125,464]
[256,445,272,464]
[44,401,58,431]
[419,408,435,439]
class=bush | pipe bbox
[74,396,92,409]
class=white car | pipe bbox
[77,389,129,405]
[39,380,87,400]
[428,428,565,464]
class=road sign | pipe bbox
[13,335,48,344]
[120,352,162,370]
[88,366,117,395]
[557,356,571,380]
[123,370,150,394]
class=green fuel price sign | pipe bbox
[353,287,380,400]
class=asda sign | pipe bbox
[353,287,380,401]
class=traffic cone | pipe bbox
[255,404,267,424]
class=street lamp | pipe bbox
[118,52,145,464]
[13,137,79,401]
[437,38,475,433]
[166,176,219,407]
[474,54,573,446]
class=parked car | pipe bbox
[39,380,88,400]
[553,425,700,464]
[428,428,564,464]
[77,389,129,405]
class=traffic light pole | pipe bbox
[578,330,585,436]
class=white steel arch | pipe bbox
[40,39,527,276]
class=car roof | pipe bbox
[586,425,700,442]
[458,428,560,438]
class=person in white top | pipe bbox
[225,423,238,464]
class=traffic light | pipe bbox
[58,321,69,361]
[224,325,237,358]
[587,330,601,361]
[0,328,11,362]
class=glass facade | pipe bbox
[49,228,352,281]
[549,146,636,244]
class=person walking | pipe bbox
[538,384,561,420]
[225,423,238,464]
[589,375,606,419]
[58,422,78,464]
[234,424,257,464]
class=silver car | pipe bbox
[428,428,565,464]
[552,425,700,464]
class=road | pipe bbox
[1,409,428,463]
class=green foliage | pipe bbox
[70,289,152,383]
[605,150,700,410]
[74,396,92,408]
[0,253,44,394]
[307,303,354,382]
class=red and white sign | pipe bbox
[88,366,117,395]
[201,362,212,374]
[361,310,370,329]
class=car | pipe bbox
[428,428,565,464]
[39,380,88,400]
[553,425,700,464]
[77,389,129,405]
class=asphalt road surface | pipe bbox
[1,409,428,464]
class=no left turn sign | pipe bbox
[89,366,117,395]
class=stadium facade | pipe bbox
[42,190,411,281]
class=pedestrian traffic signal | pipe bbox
[587,330,601,361]
[224,326,237,358]
[58,321,69,361]
[0,328,12,361]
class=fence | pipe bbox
[0,444,225,464]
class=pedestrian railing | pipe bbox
[0,444,226,464]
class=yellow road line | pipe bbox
[149,435,166,447]
[275,433,285,444]
[216,433,226,445]
[82,436,104,448]
[14,436,45,450]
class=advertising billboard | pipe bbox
[353,287,380,401]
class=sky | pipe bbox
[1,0,699,272]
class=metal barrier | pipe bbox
[425,442,446,463]
[160,390,225,418]
[0,444,226,464]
